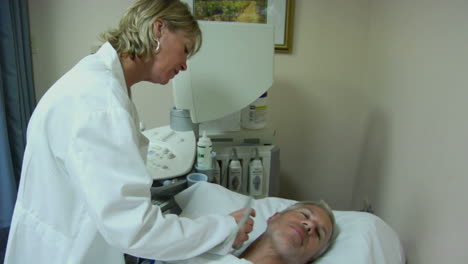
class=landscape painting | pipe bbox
[193,0,268,24]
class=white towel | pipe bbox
[166,253,252,264]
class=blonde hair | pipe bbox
[99,0,201,60]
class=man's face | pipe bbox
[266,204,333,264]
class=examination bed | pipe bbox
[165,182,406,264]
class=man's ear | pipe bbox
[267,212,281,223]
[153,19,165,39]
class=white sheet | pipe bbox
[170,182,405,264]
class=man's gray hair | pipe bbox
[281,200,339,262]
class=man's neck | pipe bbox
[239,237,286,264]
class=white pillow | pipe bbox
[174,182,405,264]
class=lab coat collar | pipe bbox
[96,42,129,97]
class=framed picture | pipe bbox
[182,0,295,53]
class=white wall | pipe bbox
[268,0,370,209]
[352,0,468,263]
[29,0,173,129]
[28,0,468,263]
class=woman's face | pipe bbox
[148,21,194,85]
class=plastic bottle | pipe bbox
[241,92,268,130]
[196,131,212,169]
[249,148,264,197]
[228,148,242,193]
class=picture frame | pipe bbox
[182,0,295,53]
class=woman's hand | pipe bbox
[229,208,256,249]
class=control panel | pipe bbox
[142,126,196,180]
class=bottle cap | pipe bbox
[198,131,212,146]
[231,148,239,160]
[254,148,260,160]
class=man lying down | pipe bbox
[161,182,337,264]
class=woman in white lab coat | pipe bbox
[4,0,254,263]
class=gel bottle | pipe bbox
[249,148,264,197]
[228,148,242,193]
[197,131,212,170]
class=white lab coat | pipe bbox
[4,43,237,264]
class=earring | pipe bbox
[154,38,160,54]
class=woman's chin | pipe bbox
[155,77,170,85]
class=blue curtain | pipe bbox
[0,0,36,262]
